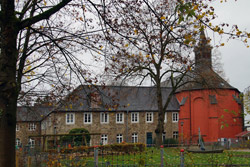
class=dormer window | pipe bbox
[90,91,101,109]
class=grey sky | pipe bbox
[210,0,250,92]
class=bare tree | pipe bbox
[93,0,207,147]
[0,0,108,166]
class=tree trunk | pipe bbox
[155,83,164,148]
[0,0,19,166]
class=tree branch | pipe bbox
[19,0,72,30]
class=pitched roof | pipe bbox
[56,85,180,112]
[235,131,250,137]
[17,106,53,122]
[173,69,238,92]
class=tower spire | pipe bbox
[194,30,212,69]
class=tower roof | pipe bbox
[194,30,212,69]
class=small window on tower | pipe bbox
[209,95,217,104]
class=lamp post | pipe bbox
[181,122,184,146]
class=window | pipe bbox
[116,134,123,143]
[164,112,167,123]
[66,113,75,124]
[16,138,21,147]
[29,138,35,148]
[132,133,138,143]
[172,112,179,123]
[162,132,166,142]
[84,112,92,124]
[131,112,139,123]
[28,123,36,131]
[173,131,178,139]
[146,112,153,123]
[16,124,20,131]
[101,134,108,145]
[100,113,109,124]
[116,113,124,123]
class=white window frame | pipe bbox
[116,134,123,143]
[101,134,108,145]
[116,113,124,124]
[132,133,138,143]
[16,138,21,147]
[83,112,92,124]
[16,123,20,131]
[173,131,178,139]
[164,112,167,123]
[172,112,179,123]
[29,138,35,148]
[100,113,109,124]
[28,123,36,131]
[66,113,75,125]
[146,112,153,123]
[131,112,139,123]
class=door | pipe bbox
[146,132,153,146]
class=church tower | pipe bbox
[175,31,244,143]
[194,30,212,69]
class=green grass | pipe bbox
[97,148,250,166]
[41,147,250,166]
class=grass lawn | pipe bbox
[96,147,250,166]
[42,147,250,166]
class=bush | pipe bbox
[61,128,91,146]
[60,142,146,154]
[163,138,179,147]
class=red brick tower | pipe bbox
[176,31,244,143]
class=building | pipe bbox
[16,106,53,148]
[16,32,244,148]
[41,86,180,146]
[175,31,244,143]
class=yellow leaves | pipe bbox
[247,33,250,38]
[43,0,47,6]
[69,104,72,109]
[124,44,129,47]
[146,54,150,58]
[160,16,166,20]
[79,17,83,21]
[40,26,44,29]
[170,26,173,31]
[193,5,198,10]
[218,30,224,35]
[134,29,138,35]
[236,30,242,36]
[100,45,103,50]
[127,103,130,107]
[108,108,112,111]
[244,39,248,43]
[220,43,225,46]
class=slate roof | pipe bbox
[56,85,180,112]
[161,69,239,93]
[17,106,53,122]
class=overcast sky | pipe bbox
[210,0,250,92]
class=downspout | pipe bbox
[189,91,192,144]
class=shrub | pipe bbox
[61,128,91,146]
[163,138,179,147]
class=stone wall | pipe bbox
[16,121,41,148]
[41,111,179,146]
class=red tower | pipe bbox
[176,31,244,143]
